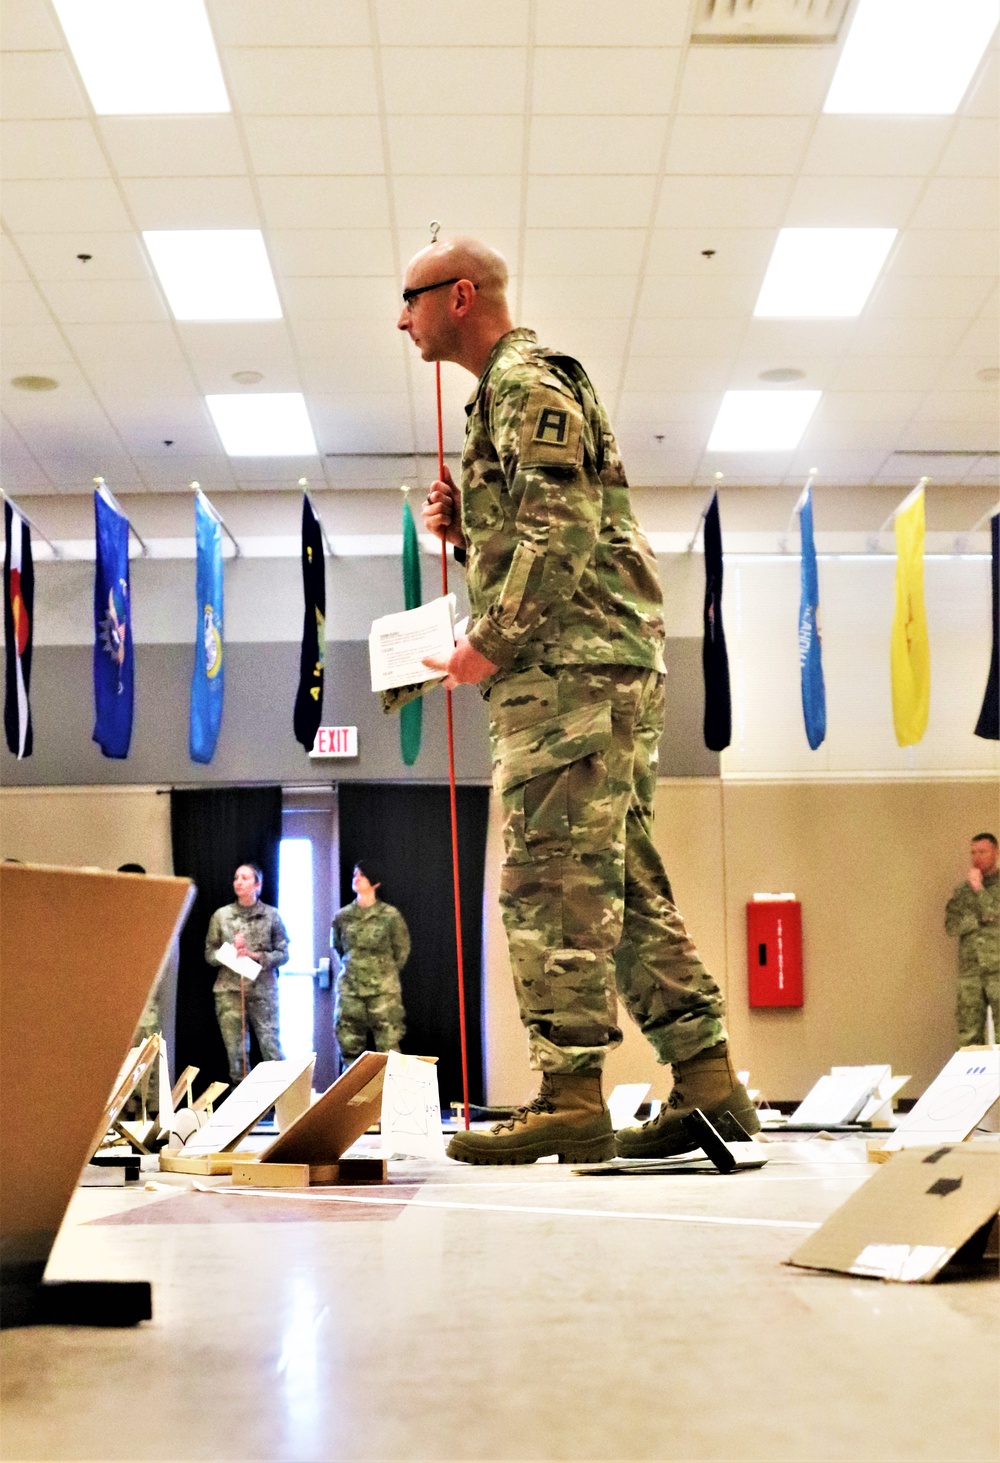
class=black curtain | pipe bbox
[170,785,283,1094]
[337,783,489,1107]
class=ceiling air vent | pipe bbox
[692,0,852,44]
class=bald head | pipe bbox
[398,234,514,375]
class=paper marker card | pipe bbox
[215,941,261,982]
[607,1083,650,1130]
[380,1051,446,1160]
[790,1068,885,1126]
[883,1050,1000,1151]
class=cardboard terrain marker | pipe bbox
[227,1052,389,1187]
[789,1066,889,1127]
[787,1145,1000,1282]
[882,1050,1000,1152]
[0,863,194,1327]
[180,1054,315,1156]
[380,1050,446,1160]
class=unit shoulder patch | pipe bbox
[519,387,584,468]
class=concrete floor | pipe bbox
[1,1138,997,1462]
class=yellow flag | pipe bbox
[890,488,930,746]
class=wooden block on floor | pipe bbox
[229,1156,388,1187]
[158,1152,253,1176]
[867,1141,892,1164]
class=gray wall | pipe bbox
[1,638,717,786]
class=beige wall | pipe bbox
[0,786,173,875]
[483,776,995,1104]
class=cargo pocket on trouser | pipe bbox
[493,696,624,1065]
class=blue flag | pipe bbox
[93,489,133,759]
[797,486,827,750]
[189,493,224,764]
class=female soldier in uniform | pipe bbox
[331,862,410,1066]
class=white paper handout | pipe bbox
[883,1049,1000,1151]
[790,1066,889,1126]
[215,941,261,982]
[369,594,456,692]
[380,1051,446,1160]
[183,1055,316,1155]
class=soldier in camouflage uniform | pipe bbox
[205,863,289,1085]
[399,236,757,1164]
[945,833,1000,1046]
[332,862,410,1063]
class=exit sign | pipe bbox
[309,726,358,758]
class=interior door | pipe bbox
[279,793,338,1093]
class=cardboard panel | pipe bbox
[259,1052,388,1166]
[0,864,193,1275]
[787,1146,1000,1283]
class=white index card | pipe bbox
[607,1083,651,1130]
[380,1051,446,1160]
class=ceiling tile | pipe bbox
[785,175,924,227]
[645,227,776,275]
[522,228,647,275]
[311,393,413,453]
[0,233,29,280]
[801,118,951,177]
[99,117,247,178]
[909,177,1000,230]
[637,273,759,319]
[528,317,631,358]
[849,316,976,357]
[121,175,260,230]
[392,174,521,230]
[895,421,998,453]
[535,1,688,46]
[0,0,65,51]
[175,320,298,369]
[244,116,385,175]
[63,319,183,363]
[375,0,529,45]
[1,320,75,364]
[267,228,396,277]
[282,275,399,320]
[209,0,373,45]
[618,391,718,430]
[741,319,856,357]
[0,50,87,118]
[40,276,169,324]
[868,274,994,320]
[12,231,154,282]
[622,356,732,393]
[832,356,946,393]
[816,391,922,423]
[933,357,999,390]
[785,448,886,485]
[299,352,408,395]
[127,453,234,489]
[526,175,656,229]
[1,178,133,232]
[911,391,1000,425]
[1,119,109,179]
[520,275,637,319]
[290,317,401,356]
[532,47,681,114]
[380,48,527,115]
[1,277,52,324]
[656,175,794,229]
[961,45,999,119]
[891,229,998,276]
[84,354,197,398]
[631,316,745,356]
[726,356,836,389]
[676,47,835,115]
[529,116,667,174]
[257,175,390,231]
[388,115,523,175]
[397,227,520,268]
[104,398,219,453]
[225,48,379,115]
[665,116,812,176]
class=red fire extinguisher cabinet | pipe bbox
[747,900,803,1008]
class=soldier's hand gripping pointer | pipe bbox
[420,466,498,689]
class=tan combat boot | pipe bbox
[447,1072,615,1165]
[615,1041,760,1158]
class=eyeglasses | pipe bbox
[400,277,476,310]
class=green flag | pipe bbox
[400,498,422,765]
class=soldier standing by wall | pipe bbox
[331,862,410,1066]
[946,832,1000,1046]
[400,235,757,1165]
[205,862,288,1086]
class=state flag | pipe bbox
[702,491,731,752]
[93,488,134,759]
[293,494,326,752]
[890,487,930,748]
[797,486,827,750]
[189,492,225,764]
[4,502,34,759]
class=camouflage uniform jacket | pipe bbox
[205,900,290,993]
[945,871,1000,974]
[332,899,411,997]
[461,328,666,683]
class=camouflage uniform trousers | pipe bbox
[957,964,1000,1046]
[214,971,284,1084]
[335,967,406,1060]
[490,663,727,1075]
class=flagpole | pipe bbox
[687,474,724,552]
[970,499,1000,532]
[190,482,241,558]
[92,477,149,558]
[298,479,334,557]
[435,359,471,1134]
[0,489,62,558]
[780,468,818,550]
[878,476,930,535]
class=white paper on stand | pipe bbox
[791,1066,888,1126]
[369,595,456,692]
[183,1055,316,1155]
[215,941,261,982]
[883,1049,1000,1151]
[380,1051,446,1160]
[607,1083,650,1130]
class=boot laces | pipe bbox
[491,1082,555,1133]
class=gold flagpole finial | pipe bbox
[93,475,105,486]
[190,480,200,492]
[298,477,309,490]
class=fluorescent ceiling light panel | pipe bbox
[755,228,896,318]
[144,231,282,321]
[708,391,821,452]
[824,0,999,114]
[53,0,229,114]
[206,394,317,457]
